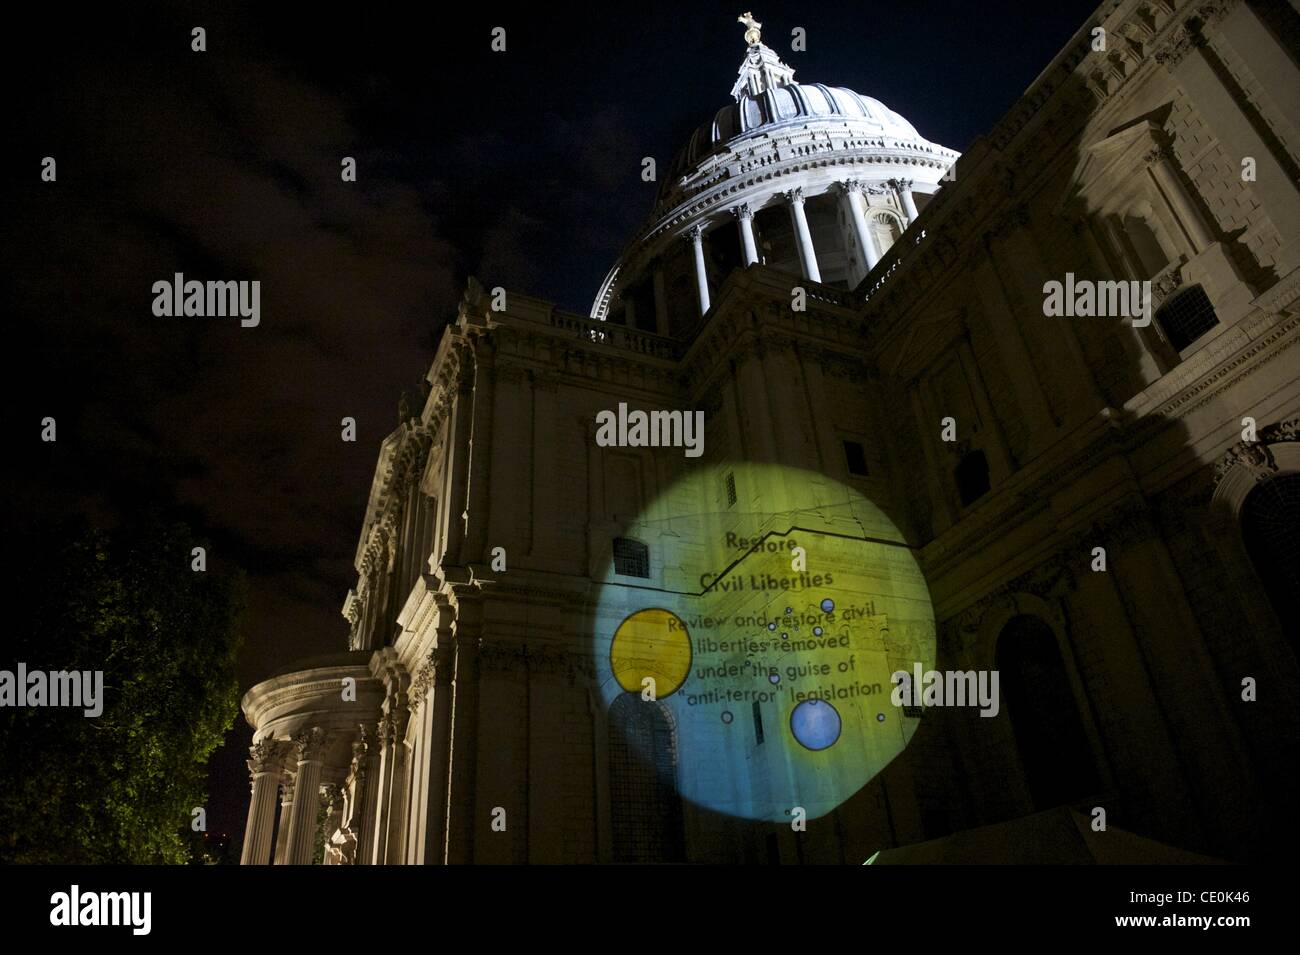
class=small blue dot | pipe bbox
[813,626,823,636]
[781,632,789,640]
[769,673,780,684]
[784,607,793,614]
[767,622,776,631]
[876,713,886,722]
[820,598,834,613]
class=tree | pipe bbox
[0,519,244,863]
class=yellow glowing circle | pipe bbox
[609,608,693,698]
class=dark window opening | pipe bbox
[629,280,658,333]
[608,693,686,863]
[707,221,744,281]
[725,471,737,507]
[996,615,1102,811]
[1156,285,1219,352]
[954,449,990,507]
[843,440,870,477]
[752,699,765,745]
[1241,472,1300,638]
[612,537,650,578]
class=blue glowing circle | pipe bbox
[790,700,842,751]
[767,622,777,631]
[821,598,835,613]
[784,607,793,614]
[876,713,886,722]
[721,711,734,724]
[813,626,823,636]
[769,673,780,684]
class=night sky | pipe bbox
[2,0,1099,845]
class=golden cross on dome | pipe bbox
[738,11,762,45]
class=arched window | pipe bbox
[607,693,686,862]
[1241,472,1300,637]
[870,212,903,257]
[996,615,1102,811]
[612,537,650,578]
[1156,285,1219,352]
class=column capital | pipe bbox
[891,177,914,191]
[247,738,283,776]
[732,202,755,220]
[1142,142,1176,166]
[293,726,329,764]
[783,186,807,205]
[686,223,706,242]
[841,179,867,195]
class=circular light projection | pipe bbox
[609,607,693,698]
[791,699,842,750]
[593,462,936,823]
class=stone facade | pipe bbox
[241,0,1300,864]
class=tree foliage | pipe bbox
[0,520,244,863]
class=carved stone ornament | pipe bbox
[1215,418,1298,484]
[247,738,281,775]
[293,726,329,763]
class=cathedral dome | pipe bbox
[591,14,959,321]
[666,84,923,191]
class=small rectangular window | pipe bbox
[752,700,765,745]
[1157,285,1219,352]
[843,440,869,477]
[725,471,737,507]
[612,537,650,578]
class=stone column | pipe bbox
[368,653,411,865]
[1078,216,1166,383]
[527,372,559,559]
[271,774,295,864]
[239,739,282,866]
[445,600,483,865]
[283,727,328,865]
[688,225,711,315]
[1144,145,1214,254]
[785,188,822,282]
[464,335,495,565]
[841,180,879,274]
[909,385,956,533]
[369,714,396,864]
[736,340,779,463]
[383,710,411,864]
[893,178,920,224]
[734,203,759,265]
[442,354,475,565]
[346,726,380,865]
